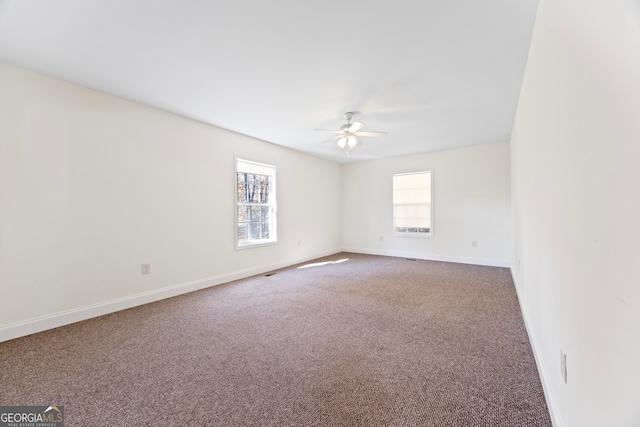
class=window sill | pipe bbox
[235,240,278,250]
[392,233,434,239]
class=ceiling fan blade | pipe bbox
[315,129,344,134]
[354,131,387,137]
[349,121,364,133]
[320,135,341,144]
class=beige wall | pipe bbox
[511,0,640,425]
[342,142,511,267]
[0,62,342,338]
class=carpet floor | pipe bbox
[0,253,552,426]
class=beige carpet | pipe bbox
[0,253,551,426]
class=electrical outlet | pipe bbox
[298,240,301,247]
[380,236,384,242]
[472,240,478,247]
[560,349,567,384]
[142,263,151,275]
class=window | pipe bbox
[393,171,433,237]
[236,158,276,248]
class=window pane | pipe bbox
[247,175,256,202]
[249,222,261,240]
[261,221,270,239]
[237,223,248,241]
[237,173,247,202]
[250,206,261,221]
[237,205,248,222]
[260,177,270,203]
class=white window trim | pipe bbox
[392,170,434,239]
[235,157,277,250]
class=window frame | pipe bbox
[392,170,434,239]
[235,157,277,250]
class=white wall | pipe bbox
[342,142,511,267]
[0,62,342,340]
[511,0,640,426]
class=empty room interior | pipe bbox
[1,1,639,426]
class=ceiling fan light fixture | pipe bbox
[337,136,348,149]
[346,135,358,148]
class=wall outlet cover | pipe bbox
[561,349,567,384]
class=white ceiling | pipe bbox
[0,0,538,163]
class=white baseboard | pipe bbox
[0,248,342,343]
[343,247,511,268]
[510,269,563,427]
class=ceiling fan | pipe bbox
[316,112,387,150]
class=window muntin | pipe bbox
[236,159,276,248]
[393,171,433,237]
